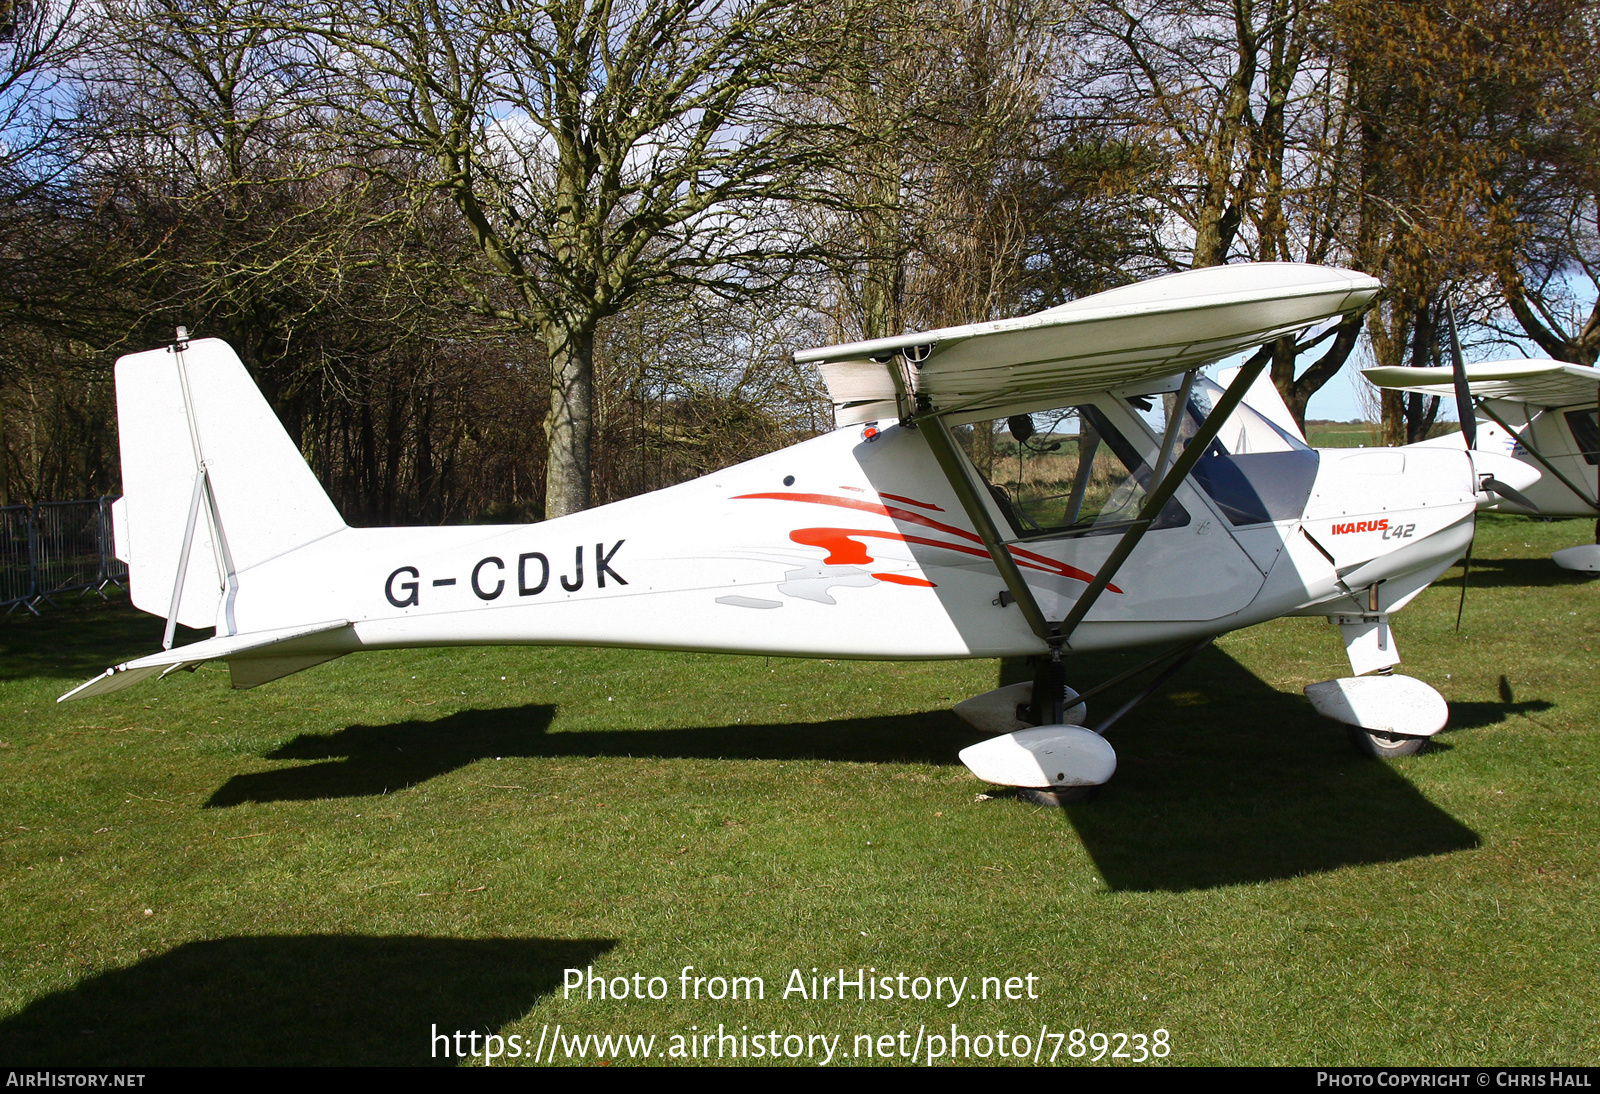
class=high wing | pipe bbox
[798,263,1380,426]
[1364,359,1600,410]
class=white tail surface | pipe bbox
[115,338,345,631]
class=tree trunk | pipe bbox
[543,319,596,519]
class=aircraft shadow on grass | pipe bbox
[198,646,1552,894]
[204,702,981,807]
[0,935,612,1066]
[1439,555,1599,590]
[1054,646,1507,893]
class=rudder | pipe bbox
[114,337,345,634]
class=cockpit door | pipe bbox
[957,391,1277,623]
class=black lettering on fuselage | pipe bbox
[385,566,420,608]
[518,552,549,596]
[561,545,584,592]
[472,557,505,600]
[596,540,627,587]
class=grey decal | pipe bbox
[715,595,782,609]
[777,564,877,605]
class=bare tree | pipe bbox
[293,0,835,518]
[0,0,82,189]
[806,0,1134,345]
[1071,0,1367,426]
[1475,1,1600,366]
[0,0,93,504]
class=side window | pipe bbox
[1564,409,1599,465]
[958,404,1189,539]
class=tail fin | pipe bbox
[114,337,345,635]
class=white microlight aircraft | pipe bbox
[62,263,1539,795]
[1365,356,1600,573]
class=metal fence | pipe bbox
[1,498,126,614]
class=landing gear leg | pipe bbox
[1029,650,1068,726]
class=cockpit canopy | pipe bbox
[961,377,1319,539]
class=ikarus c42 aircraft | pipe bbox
[64,263,1536,797]
[1366,356,1600,574]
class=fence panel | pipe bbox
[1,498,125,614]
[0,505,33,609]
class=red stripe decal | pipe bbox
[788,526,1118,591]
[873,572,937,587]
[733,492,1122,593]
[878,492,945,511]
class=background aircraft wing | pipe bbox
[797,263,1379,425]
[1364,359,1600,410]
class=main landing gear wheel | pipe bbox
[1346,725,1427,759]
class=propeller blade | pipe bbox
[1445,303,1477,449]
[1481,476,1539,513]
[1456,528,1474,632]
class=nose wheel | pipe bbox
[1347,725,1427,759]
[1015,785,1100,807]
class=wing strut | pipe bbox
[918,402,1056,643]
[1055,344,1274,647]
[915,344,1275,650]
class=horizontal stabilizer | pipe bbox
[1364,359,1600,410]
[58,620,352,702]
[799,263,1378,425]
[228,653,346,689]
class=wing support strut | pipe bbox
[918,399,1055,643]
[1055,344,1274,647]
[1088,637,1213,735]
[1151,369,1199,482]
[1475,399,1600,511]
[914,346,1272,651]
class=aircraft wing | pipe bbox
[1363,359,1600,410]
[797,263,1379,425]
[58,619,353,702]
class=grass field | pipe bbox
[1306,422,1380,448]
[1,514,1597,1066]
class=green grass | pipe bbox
[1307,422,1380,448]
[1,515,1597,1066]
[1306,422,1463,448]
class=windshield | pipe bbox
[1176,378,1319,525]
